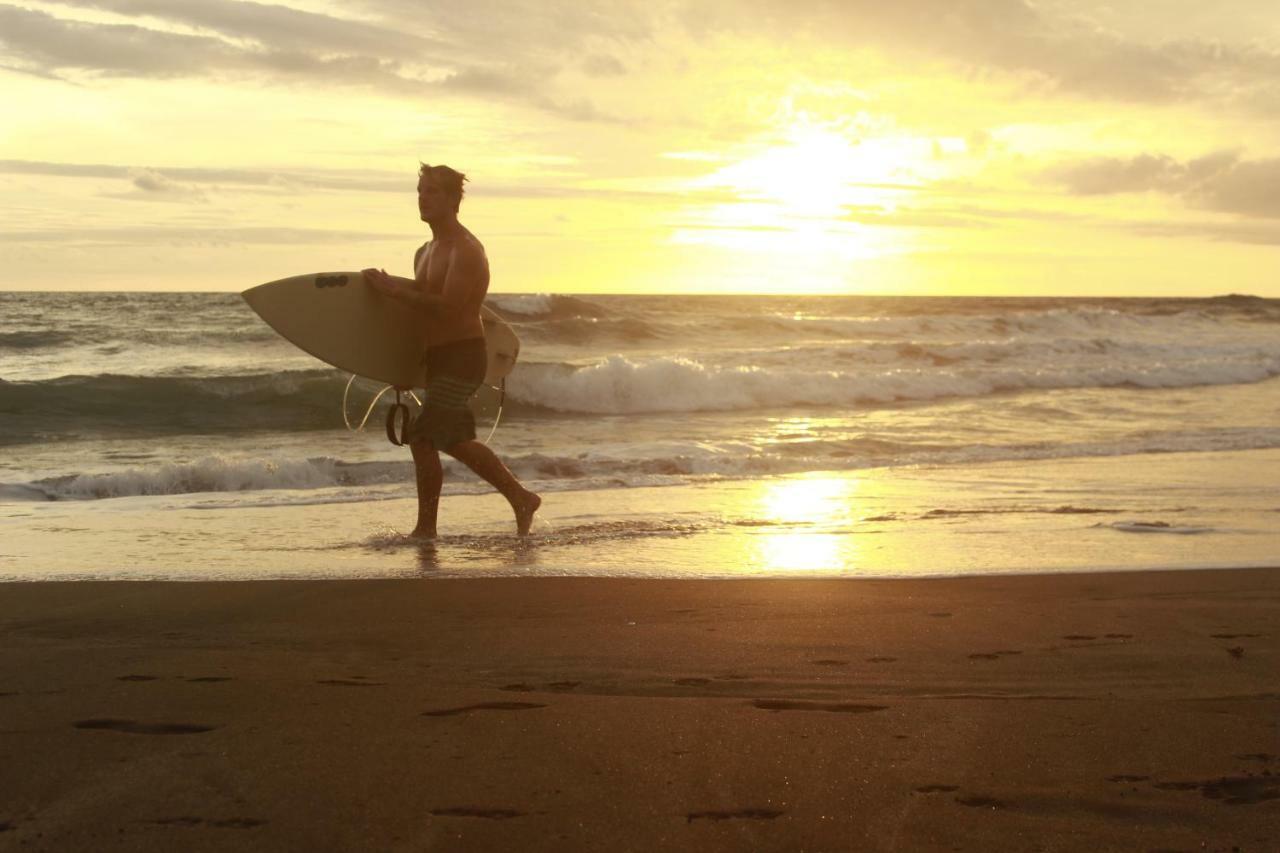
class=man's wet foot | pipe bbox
[409,527,437,540]
[515,493,541,536]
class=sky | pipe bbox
[2,0,1279,295]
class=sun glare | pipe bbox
[670,123,924,269]
[760,476,860,527]
[708,125,917,217]
[752,476,865,572]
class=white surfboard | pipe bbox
[242,271,520,388]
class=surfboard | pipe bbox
[241,271,520,388]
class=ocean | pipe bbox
[3,291,1279,580]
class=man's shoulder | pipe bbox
[460,229,486,255]
[454,230,488,266]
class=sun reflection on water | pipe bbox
[753,475,863,573]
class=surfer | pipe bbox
[362,164,541,537]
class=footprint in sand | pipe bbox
[430,808,525,820]
[74,719,216,735]
[1153,776,1279,805]
[316,679,386,687]
[421,702,546,717]
[866,657,898,663]
[146,817,266,829]
[752,699,887,714]
[955,795,1006,809]
[686,808,784,824]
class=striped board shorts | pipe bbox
[405,337,487,449]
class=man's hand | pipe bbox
[362,268,397,297]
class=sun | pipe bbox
[700,123,921,218]
[668,122,927,273]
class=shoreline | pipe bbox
[7,448,1280,582]
[2,567,1277,850]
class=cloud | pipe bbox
[12,0,1277,130]
[684,0,1280,109]
[108,167,210,203]
[1046,153,1189,195]
[1195,158,1280,220]
[50,0,445,60]
[0,225,406,246]
[582,54,628,77]
[0,4,237,77]
[0,3,618,120]
[0,158,408,193]
[1130,219,1280,247]
[1045,151,1280,219]
[0,158,743,205]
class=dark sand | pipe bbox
[1,569,1277,851]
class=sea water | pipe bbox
[2,292,1278,579]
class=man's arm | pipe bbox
[361,268,452,312]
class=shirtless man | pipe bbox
[363,164,540,537]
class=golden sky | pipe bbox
[2,0,1279,295]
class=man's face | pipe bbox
[418,175,450,221]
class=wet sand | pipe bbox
[1,569,1277,851]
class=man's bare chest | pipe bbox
[414,241,453,293]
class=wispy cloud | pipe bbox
[104,168,210,203]
[1045,152,1280,220]
[0,158,746,205]
[0,225,406,245]
[52,0,446,59]
[688,0,1280,110]
[0,2,618,120]
[0,158,408,192]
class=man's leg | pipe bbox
[409,438,443,538]
[445,440,541,535]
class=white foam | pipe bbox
[52,456,351,500]
[487,293,555,315]
[508,352,1280,415]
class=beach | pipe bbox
[4,293,1280,849]
[2,569,1277,851]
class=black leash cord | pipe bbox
[385,389,411,446]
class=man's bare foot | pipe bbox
[409,527,437,540]
[514,492,541,536]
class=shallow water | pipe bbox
[3,292,1278,580]
[3,449,1276,580]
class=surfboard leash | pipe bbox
[482,377,506,445]
[341,374,505,447]
[386,389,412,446]
[342,374,421,438]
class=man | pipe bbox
[363,164,540,538]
